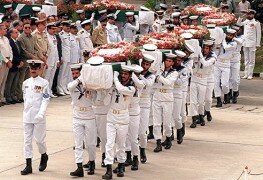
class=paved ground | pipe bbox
[0,79,263,180]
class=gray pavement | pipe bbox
[0,79,263,180]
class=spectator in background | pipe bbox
[47,15,55,23]
[238,0,251,13]
[5,28,23,104]
[214,0,236,13]
[12,20,23,34]
[38,11,47,20]
[91,16,108,47]
[20,14,31,25]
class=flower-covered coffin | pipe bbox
[174,25,210,39]
[181,4,218,16]
[202,12,237,26]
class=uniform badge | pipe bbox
[34,85,43,93]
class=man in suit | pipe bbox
[5,28,23,104]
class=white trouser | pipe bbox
[172,97,183,129]
[23,123,46,159]
[214,66,230,97]
[243,47,256,78]
[0,64,9,102]
[189,82,207,116]
[181,91,188,123]
[148,96,154,126]
[139,107,150,148]
[205,81,214,112]
[229,62,240,92]
[44,65,57,94]
[95,114,107,153]
[73,118,96,163]
[104,122,129,165]
[57,61,70,93]
[126,114,140,156]
[152,101,173,140]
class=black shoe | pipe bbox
[196,116,201,124]
[124,151,132,166]
[205,111,212,121]
[236,90,239,97]
[223,94,230,104]
[182,123,186,135]
[96,137,100,148]
[171,127,174,141]
[131,156,139,171]
[216,97,223,107]
[154,139,162,152]
[164,136,172,149]
[147,126,154,140]
[102,164,112,179]
[101,153,106,167]
[228,89,233,100]
[21,158,32,175]
[177,128,184,144]
[232,91,238,104]
[199,114,205,126]
[190,116,198,128]
[117,163,125,177]
[87,161,95,175]
[83,161,90,168]
[7,100,16,104]
[140,147,147,163]
[39,153,48,172]
[70,163,84,177]
[161,138,167,146]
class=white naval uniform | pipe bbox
[57,31,71,94]
[241,18,261,78]
[204,52,217,112]
[229,35,244,92]
[152,69,178,140]
[104,77,135,165]
[45,33,59,94]
[181,58,193,123]
[139,71,155,148]
[0,35,13,103]
[214,40,237,98]
[68,79,96,163]
[139,24,152,35]
[173,66,188,130]
[22,76,50,159]
[208,27,224,56]
[190,53,216,116]
[92,89,110,153]
[123,20,139,42]
[78,29,94,56]
[69,34,81,83]
[106,22,122,43]
[126,74,145,156]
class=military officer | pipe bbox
[171,12,181,26]
[68,63,96,177]
[189,39,217,128]
[138,54,156,163]
[21,60,50,175]
[102,65,136,179]
[123,12,139,42]
[189,16,199,26]
[70,23,81,70]
[152,53,178,152]
[91,16,108,47]
[106,14,122,43]
[78,20,93,62]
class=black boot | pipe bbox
[164,136,172,149]
[171,127,174,141]
[223,94,230,104]
[87,161,95,175]
[196,115,201,124]
[216,97,222,107]
[102,164,112,179]
[153,139,162,152]
[96,137,100,148]
[140,147,147,163]
[147,126,154,140]
[39,153,48,172]
[236,90,239,97]
[161,137,167,146]
[205,111,212,121]
[177,128,184,144]
[70,163,84,177]
[190,116,198,128]
[131,156,139,171]
[83,161,90,168]
[182,123,185,136]
[117,163,125,177]
[232,91,238,104]
[101,153,106,167]
[124,151,132,166]
[228,89,233,100]
[21,158,32,175]
[199,114,205,126]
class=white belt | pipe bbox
[158,89,172,93]
[76,106,91,112]
[110,108,128,115]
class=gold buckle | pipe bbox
[160,89,166,93]
[113,110,119,114]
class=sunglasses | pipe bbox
[24,27,31,29]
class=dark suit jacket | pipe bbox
[9,38,22,72]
